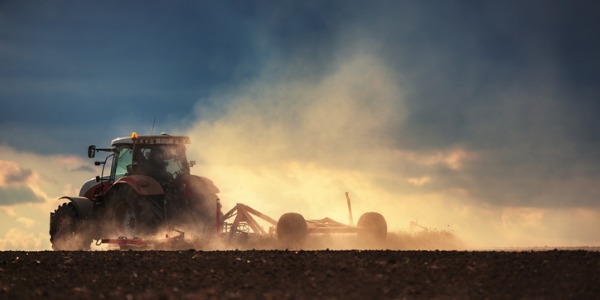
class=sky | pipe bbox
[1,0,600,250]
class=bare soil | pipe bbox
[0,250,598,299]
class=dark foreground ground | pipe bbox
[0,250,599,299]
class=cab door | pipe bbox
[111,146,133,181]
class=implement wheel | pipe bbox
[50,202,91,250]
[277,212,308,247]
[357,212,387,246]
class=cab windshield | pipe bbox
[135,144,189,181]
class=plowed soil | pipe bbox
[1,250,598,299]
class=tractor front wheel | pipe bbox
[50,202,92,250]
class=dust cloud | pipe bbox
[179,49,467,250]
[181,43,600,249]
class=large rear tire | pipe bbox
[357,212,387,246]
[171,192,221,235]
[277,212,308,247]
[106,186,163,239]
[50,202,92,251]
[171,174,222,235]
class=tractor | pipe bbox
[49,132,388,250]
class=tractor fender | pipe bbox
[59,196,93,219]
[111,175,164,196]
[179,174,220,195]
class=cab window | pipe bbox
[114,147,133,180]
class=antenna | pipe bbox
[345,192,354,225]
[151,114,156,135]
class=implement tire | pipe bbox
[277,212,308,248]
[357,212,387,247]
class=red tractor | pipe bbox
[49,133,221,250]
[50,133,388,250]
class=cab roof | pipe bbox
[111,133,190,146]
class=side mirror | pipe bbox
[88,145,96,158]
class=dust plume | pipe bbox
[181,49,465,249]
[181,39,600,249]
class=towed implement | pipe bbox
[49,132,387,250]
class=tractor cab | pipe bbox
[110,133,193,183]
[86,132,195,193]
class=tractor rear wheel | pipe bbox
[357,212,387,246]
[170,191,221,235]
[50,202,92,250]
[106,186,163,240]
[277,212,308,247]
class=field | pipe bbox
[1,249,599,299]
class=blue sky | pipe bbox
[1,1,600,249]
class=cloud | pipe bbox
[0,146,100,249]
[407,177,431,187]
[70,165,95,172]
[0,160,44,205]
[4,167,32,184]
[0,161,33,185]
[0,207,17,217]
[16,217,36,228]
[0,228,47,251]
[0,186,44,205]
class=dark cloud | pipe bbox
[0,186,44,205]
[0,1,262,155]
[70,165,95,173]
[3,1,598,150]
[4,167,32,184]
[340,1,600,208]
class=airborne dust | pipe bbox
[173,50,466,251]
[179,46,600,250]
